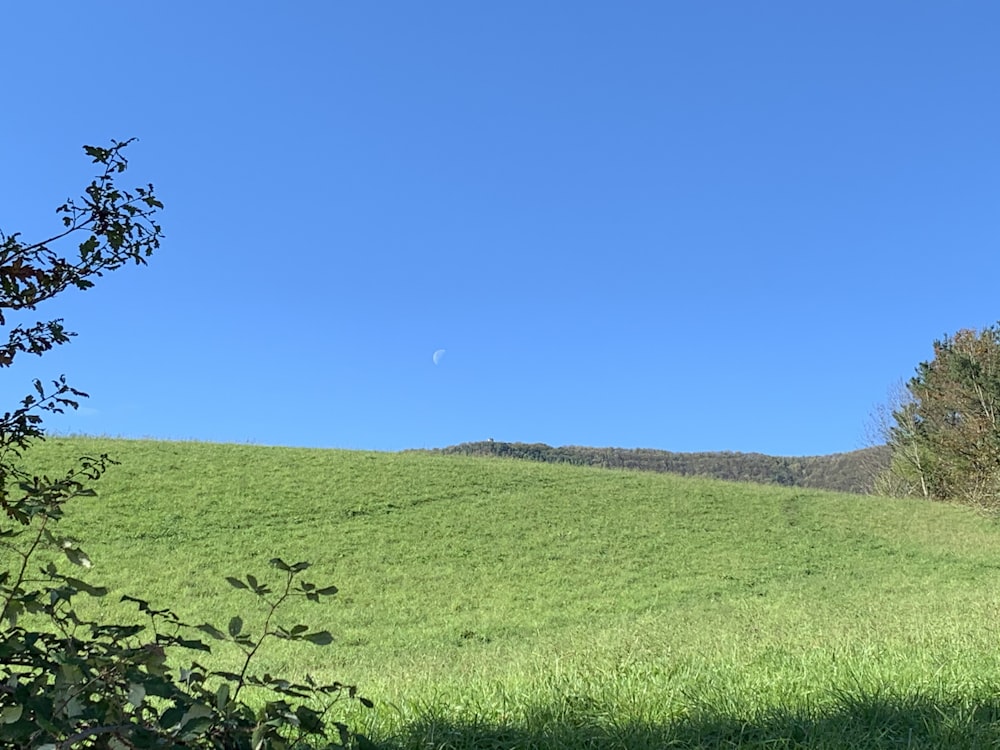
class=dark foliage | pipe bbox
[879,325,1000,506]
[0,141,370,748]
[421,441,889,494]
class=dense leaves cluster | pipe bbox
[0,142,369,747]
[880,325,1000,507]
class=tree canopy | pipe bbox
[880,324,1000,507]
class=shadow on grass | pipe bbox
[370,690,1000,749]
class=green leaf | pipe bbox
[251,725,266,750]
[0,705,22,724]
[269,558,290,571]
[228,616,244,638]
[57,662,84,687]
[64,695,85,719]
[62,546,92,568]
[128,682,146,707]
[178,703,215,740]
[294,704,324,734]
[225,576,248,590]
[304,630,334,646]
[2,600,22,627]
[196,623,226,640]
[78,235,99,256]
[315,585,339,596]
[83,145,108,161]
[180,716,215,741]
[216,682,230,711]
[175,637,211,652]
[159,704,185,730]
[179,666,204,684]
[61,576,108,596]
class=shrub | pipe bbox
[0,140,371,748]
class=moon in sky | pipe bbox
[432,349,446,366]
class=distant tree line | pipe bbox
[418,441,888,495]
[427,324,1000,508]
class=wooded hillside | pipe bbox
[420,441,888,494]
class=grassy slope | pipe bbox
[22,437,1000,748]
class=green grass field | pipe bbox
[19,436,1000,748]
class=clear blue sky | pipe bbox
[2,3,999,456]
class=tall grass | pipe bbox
[22,437,1000,748]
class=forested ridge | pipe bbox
[419,441,889,494]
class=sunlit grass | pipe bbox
[20,436,1000,748]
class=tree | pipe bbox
[878,325,1000,507]
[866,380,926,498]
[0,141,370,748]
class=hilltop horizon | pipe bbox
[43,433,886,495]
[434,438,884,460]
[422,439,888,494]
[50,430,882,460]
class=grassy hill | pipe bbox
[17,437,1000,749]
[422,441,889,494]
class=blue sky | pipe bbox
[2,2,999,456]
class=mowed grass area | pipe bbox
[19,437,1000,748]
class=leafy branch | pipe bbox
[0,141,371,748]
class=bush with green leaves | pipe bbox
[0,141,370,748]
[878,324,1000,507]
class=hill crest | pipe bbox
[417,441,888,494]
